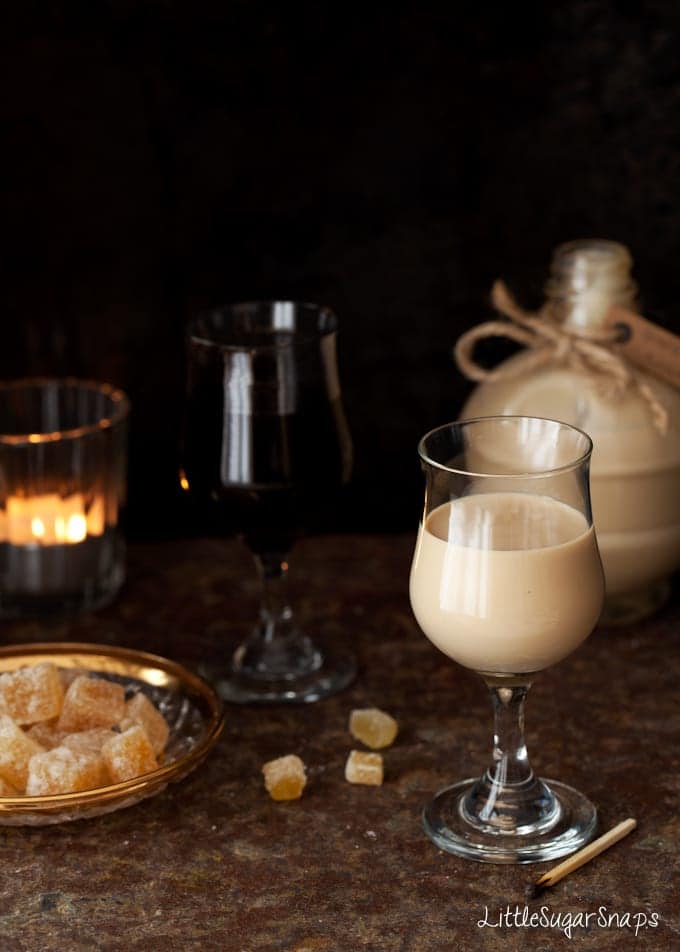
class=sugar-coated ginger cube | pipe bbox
[57,676,126,733]
[345,750,384,786]
[26,720,65,750]
[26,746,108,796]
[262,754,307,801]
[0,775,19,796]
[0,663,64,726]
[0,715,45,790]
[101,726,158,783]
[62,728,118,756]
[349,708,398,750]
[119,692,169,756]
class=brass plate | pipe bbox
[0,642,224,825]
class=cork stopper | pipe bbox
[545,239,637,330]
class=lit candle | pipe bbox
[0,378,129,617]
[0,493,110,600]
[0,494,105,546]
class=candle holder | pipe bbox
[0,378,130,618]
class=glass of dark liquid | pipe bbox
[182,301,356,703]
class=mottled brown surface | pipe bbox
[0,535,678,951]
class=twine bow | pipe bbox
[454,280,668,433]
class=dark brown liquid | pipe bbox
[183,394,352,555]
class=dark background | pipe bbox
[2,1,679,538]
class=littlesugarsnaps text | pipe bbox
[477,905,659,940]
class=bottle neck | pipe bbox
[545,239,637,331]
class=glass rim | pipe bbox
[418,415,594,479]
[188,299,338,352]
[0,377,130,446]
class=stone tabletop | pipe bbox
[0,535,678,951]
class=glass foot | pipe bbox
[423,778,597,864]
[201,635,356,704]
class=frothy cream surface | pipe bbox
[410,492,604,674]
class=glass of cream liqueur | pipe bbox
[410,416,605,863]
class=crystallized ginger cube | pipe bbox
[26,746,108,796]
[101,726,158,783]
[57,676,126,733]
[119,692,169,756]
[26,721,65,750]
[262,754,307,801]
[0,715,45,790]
[345,750,383,786]
[349,708,398,750]
[0,663,64,726]
[62,728,118,757]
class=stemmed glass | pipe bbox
[182,301,356,703]
[410,416,604,862]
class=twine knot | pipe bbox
[454,280,668,433]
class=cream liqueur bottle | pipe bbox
[459,239,680,623]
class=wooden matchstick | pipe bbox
[526,818,637,899]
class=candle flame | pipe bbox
[31,517,46,538]
[66,514,87,543]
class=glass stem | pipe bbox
[462,677,559,832]
[232,551,320,681]
[487,682,534,788]
[256,553,294,642]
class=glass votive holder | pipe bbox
[0,378,130,618]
